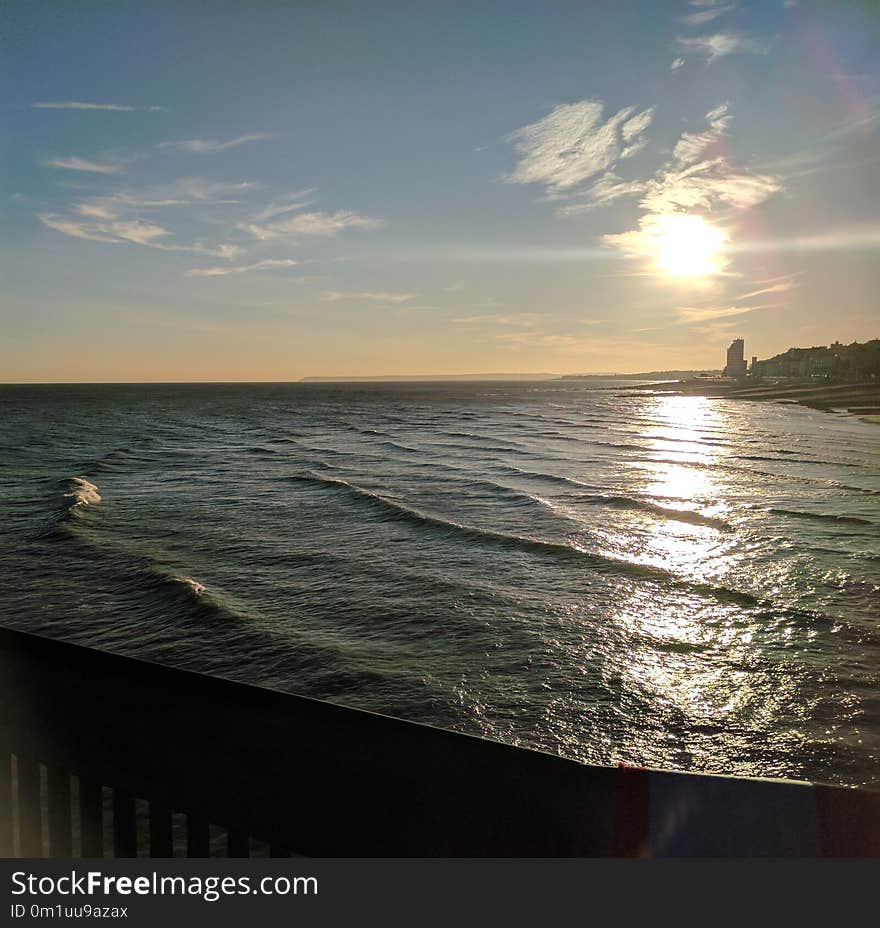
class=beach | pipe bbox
[643,380,880,425]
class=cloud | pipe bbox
[676,33,763,62]
[33,101,165,111]
[681,4,736,26]
[670,57,686,71]
[321,290,415,303]
[164,178,257,202]
[75,203,118,220]
[452,313,540,327]
[39,213,243,258]
[39,214,170,245]
[676,301,782,323]
[158,134,271,154]
[45,157,123,174]
[735,274,801,301]
[251,190,316,222]
[242,210,384,241]
[494,332,587,351]
[504,99,655,196]
[73,180,257,223]
[187,259,298,277]
[597,104,781,230]
[557,172,648,214]
[671,103,730,165]
[640,160,782,214]
[39,174,262,264]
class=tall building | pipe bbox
[723,338,748,378]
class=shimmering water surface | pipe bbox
[1,381,878,786]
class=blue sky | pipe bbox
[2,0,879,380]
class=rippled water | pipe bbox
[1,381,878,786]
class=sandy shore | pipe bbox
[635,379,880,425]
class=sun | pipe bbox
[652,214,727,277]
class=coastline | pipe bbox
[638,380,880,426]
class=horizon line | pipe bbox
[0,369,731,386]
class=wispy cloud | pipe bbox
[187,259,297,277]
[640,160,782,214]
[39,213,243,258]
[557,172,648,215]
[504,99,655,199]
[163,178,257,202]
[73,180,257,221]
[452,313,540,327]
[494,331,589,352]
[671,103,730,165]
[251,190,316,222]
[33,101,165,111]
[735,273,801,301]
[242,210,384,241]
[321,290,415,303]
[45,157,123,174]
[681,4,736,26]
[676,301,782,323]
[39,214,170,245]
[670,57,686,71]
[157,134,271,154]
[676,33,763,62]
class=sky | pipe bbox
[2,0,879,381]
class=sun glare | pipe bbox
[652,214,727,278]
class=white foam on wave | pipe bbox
[172,576,207,596]
[63,476,102,510]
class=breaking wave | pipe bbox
[59,476,102,520]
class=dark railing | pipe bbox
[0,625,878,857]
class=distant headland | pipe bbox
[300,373,559,382]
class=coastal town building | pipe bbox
[750,339,880,383]
[723,338,748,379]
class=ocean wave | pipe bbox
[495,466,727,528]
[59,476,102,520]
[497,465,604,493]
[287,471,756,606]
[374,439,424,454]
[735,454,858,467]
[139,570,245,622]
[768,508,875,527]
[638,458,880,496]
[551,494,731,530]
[419,438,539,456]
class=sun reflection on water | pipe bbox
[598,394,765,771]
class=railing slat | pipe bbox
[227,825,250,858]
[112,789,137,857]
[0,752,12,857]
[47,766,73,857]
[149,800,173,857]
[16,756,43,857]
[78,778,103,857]
[186,811,210,857]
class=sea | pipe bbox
[1,381,878,788]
